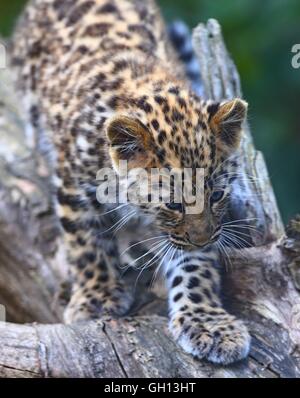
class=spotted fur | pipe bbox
[10,0,250,364]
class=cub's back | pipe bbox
[9,0,186,152]
[10,0,179,100]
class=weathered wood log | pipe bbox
[1,234,300,378]
[0,46,63,324]
[0,18,299,378]
[0,243,299,378]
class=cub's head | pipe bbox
[106,87,247,250]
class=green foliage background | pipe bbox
[0,0,299,222]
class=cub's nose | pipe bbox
[186,227,221,247]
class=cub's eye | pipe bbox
[211,190,224,203]
[165,202,183,212]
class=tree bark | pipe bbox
[0,19,299,378]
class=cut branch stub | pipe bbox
[192,19,284,245]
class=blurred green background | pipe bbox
[0,0,299,222]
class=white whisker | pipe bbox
[120,235,167,256]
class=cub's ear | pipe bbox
[208,98,248,154]
[106,115,154,171]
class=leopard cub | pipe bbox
[11,0,250,364]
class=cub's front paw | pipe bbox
[170,310,251,365]
[64,282,133,324]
